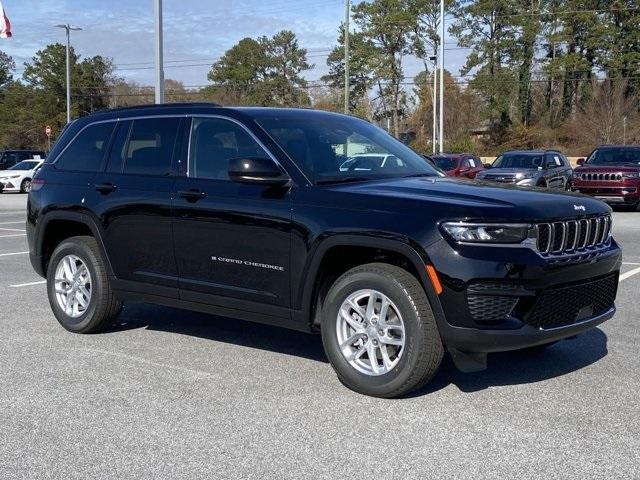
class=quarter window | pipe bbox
[189,118,268,180]
[56,122,115,172]
[123,118,180,176]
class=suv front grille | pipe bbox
[536,215,611,255]
[580,172,623,181]
[524,273,618,329]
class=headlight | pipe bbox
[622,172,640,179]
[515,172,535,180]
[442,222,532,244]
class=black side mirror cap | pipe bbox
[483,163,492,169]
[228,157,291,187]
[576,158,585,166]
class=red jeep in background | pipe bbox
[429,153,485,179]
[572,145,640,211]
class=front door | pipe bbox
[172,116,293,312]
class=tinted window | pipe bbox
[56,123,115,172]
[9,161,40,170]
[256,113,438,184]
[106,121,131,173]
[123,118,180,176]
[586,148,640,165]
[433,157,457,171]
[493,153,543,169]
[189,117,267,180]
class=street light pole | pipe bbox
[438,0,444,153]
[430,55,437,154]
[344,0,350,114]
[55,24,82,123]
[155,0,165,104]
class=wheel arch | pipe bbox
[35,211,114,278]
[296,234,442,330]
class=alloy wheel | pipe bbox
[54,254,92,318]
[336,289,405,376]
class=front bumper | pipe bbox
[426,237,622,353]
[573,181,640,204]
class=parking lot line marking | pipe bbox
[0,211,25,216]
[0,221,24,225]
[0,227,25,232]
[10,280,45,288]
[622,262,640,266]
[0,234,26,238]
[619,267,640,283]
[0,251,28,257]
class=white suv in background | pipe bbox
[0,159,44,193]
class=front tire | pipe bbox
[46,236,122,333]
[20,178,31,193]
[321,263,443,398]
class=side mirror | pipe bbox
[228,157,291,187]
[483,163,492,169]
[576,158,585,166]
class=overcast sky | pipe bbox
[1,0,467,88]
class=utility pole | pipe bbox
[344,0,350,114]
[438,0,445,153]
[155,0,165,104]
[430,55,437,154]
[55,24,82,123]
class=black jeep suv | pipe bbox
[27,104,621,398]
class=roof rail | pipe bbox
[104,102,222,114]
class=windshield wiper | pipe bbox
[316,177,374,185]
[402,173,437,178]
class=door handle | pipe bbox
[178,189,207,201]
[95,183,117,193]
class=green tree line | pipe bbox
[1,0,638,155]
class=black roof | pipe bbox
[596,144,640,149]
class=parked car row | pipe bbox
[418,145,640,210]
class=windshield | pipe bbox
[492,153,543,169]
[9,161,39,171]
[586,148,640,165]
[255,113,438,184]
[433,157,457,171]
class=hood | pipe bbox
[0,170,30,176]
[325,176,609,221]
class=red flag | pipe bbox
[0,1,11,38]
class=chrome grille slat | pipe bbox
[535,214,611,257]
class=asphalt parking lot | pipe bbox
[0,194,638,479]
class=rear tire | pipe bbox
[46,236,122,333]
[320,263,443,398]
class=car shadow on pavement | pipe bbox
[107,303,608,396]
[106,302,329,363]
[413,327,608,396]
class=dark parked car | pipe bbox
[0,150,46,170]
[572,145,640,210]
[430,153,485,179]
[476,150,573,189]
[27,104,621,398]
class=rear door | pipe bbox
[172,116,293,313]
[90,116,183,297]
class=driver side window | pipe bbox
[189,118,268,181]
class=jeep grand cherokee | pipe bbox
[26,104,621,398]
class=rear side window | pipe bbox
[123,118,180,176]
[56,122,115,172]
